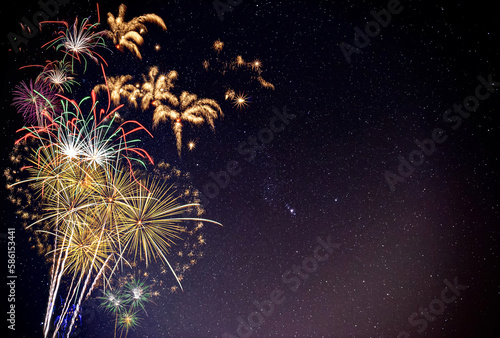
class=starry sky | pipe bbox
[1,0,499,337]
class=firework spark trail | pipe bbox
[86,254,113,299]
[66,221,108,337]
[43,213,80,338]
[53,271,79,336]
[42,196,92,337]
[44,186,111,337]
[43,221,71,338]
[46,186,111,337]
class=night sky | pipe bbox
[1,0,499,337]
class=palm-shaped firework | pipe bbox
[134,66,222,155]
[94,67,223,156]
[139,66,179,110]
[153,91,223,156]
[93,66,223,156]
[94,74,135,106]
[105,3,167,59]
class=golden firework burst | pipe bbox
[232,92,250,109]
[251,59,262,71]
[105,4,167,59]
[224,88,235,100]
[212,39,224,53]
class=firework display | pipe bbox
[4,1,499,338]
[93,67,224,156]
[5,1,278,336]
[10,87,223,337]
[4,3,248,337]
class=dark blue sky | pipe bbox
[1,0,499,337]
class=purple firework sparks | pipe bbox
[11,79,60,125]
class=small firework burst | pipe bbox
[11,79,59,125]
[232,92,250,109]
[212,39,224,52]
[99,289,126,314]
[124,278,151,312]
[251,59,262,71]
[38,60,79,93]
[224,88,235,100]
[118,309,141,335]
[235,55,245,67]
